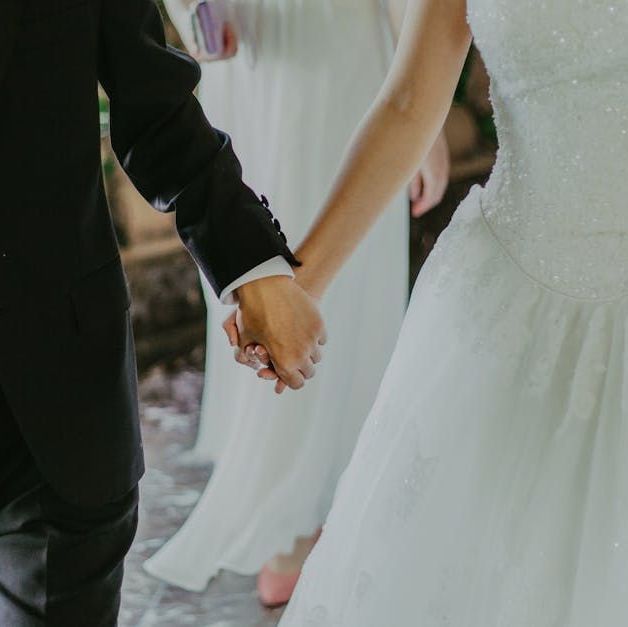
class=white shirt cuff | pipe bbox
[219,256,295,305]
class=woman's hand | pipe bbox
[193,22,239,62]
[409,131,450,217]
[162,1,238,61]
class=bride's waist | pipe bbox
[493,61,628,101]
[492,72,628,172]
[479,181,628,300]
[487,122,628,221]
[478,74,628,299]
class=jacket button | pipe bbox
[260,195,270,208]
[273,218,282,232]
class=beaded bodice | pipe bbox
[467,1,628,299]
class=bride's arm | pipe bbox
[296,0,471,297]
[388,0,452,217]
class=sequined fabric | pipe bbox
[468,0,628,299]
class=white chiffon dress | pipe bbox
[145,0,408,591]
[280,1,628,625]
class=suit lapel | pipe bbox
[0,0,21,85]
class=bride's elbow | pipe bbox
[379,81,429,125]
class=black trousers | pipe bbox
[0,390,139,626]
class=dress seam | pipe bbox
[477,192,628,304]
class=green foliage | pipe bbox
[477,114,497,143]
[453,52,472,104]
[454,51,497,143]
[102,155,116,178]
[99,94,110,137]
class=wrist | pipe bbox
[236,274,293,309]
[294,260,327,301]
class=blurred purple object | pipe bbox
[192,0,227,58]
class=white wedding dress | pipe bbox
[281,1,628,625]
[145,0,408,590]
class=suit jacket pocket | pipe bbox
[70,256,131,332]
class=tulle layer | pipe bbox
[281,185,628,626]
[144,0,407,591]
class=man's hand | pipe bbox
[224,276,326,392]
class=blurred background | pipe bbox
[108,4,497,625]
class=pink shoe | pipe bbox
[257,565,302,608]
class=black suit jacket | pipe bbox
[0,0,296,506]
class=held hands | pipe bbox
[224,276,326,394]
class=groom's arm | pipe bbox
[97,0,298,298]
[96,0,326,389]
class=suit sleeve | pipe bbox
[97,0,299,296]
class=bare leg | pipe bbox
[257,529,322,607]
